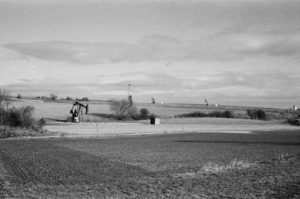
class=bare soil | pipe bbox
[0,131,299,198]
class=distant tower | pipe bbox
[128,84,133,106]
[128,95,133,106]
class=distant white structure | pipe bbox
[292,105,298,111]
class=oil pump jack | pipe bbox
[205,99,209,106]
[70,101,89,122]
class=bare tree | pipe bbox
[0,89,11,123]
[66,96,73,101]
[108,99,137,119]
[50,93,58,101]
[0,89,11,110]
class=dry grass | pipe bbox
[173,159,255,178]
[157,117,276,125]
[0,126,59,139]
[202,159,254,173]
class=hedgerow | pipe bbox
[176,110,234,118]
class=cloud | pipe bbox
[3,36,196,63]
[229,34,300,59]
[4,31,300,64]
[198,0,300,61]
[0,35,243,64]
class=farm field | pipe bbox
[10,98,287,121]
[0,132,299,198]
[11,99,206,120]
[4,97,300,198]
[11,98,299,138]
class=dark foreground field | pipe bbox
[0,131,299,198]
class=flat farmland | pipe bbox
[0,132,299,198]
[10,99,279,121]
[11,99,205,120]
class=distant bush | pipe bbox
[0,89,11,111]
[140,108,150,119]
[129,108,153,120]
[149,114,157,120]
[108,99,137,120]
[0,106,46,134]
[4,108,23,127]
[0,107,5,123]
[50,93,57,101]
[246,109,266,120]
[208,111,234,118]
[234,113,250,119]
[17,94,22,99]
[177,111,207,118]
[81,97,89,101]
[38,118,46,127]
[104,103,153,121]
[265,112,284,120]
[3,106,35,128]
[208,111,222,118]
[221,110,234,118]
[176,110,234,119]
[287,118,300,126]
[281,111,299,120]
[66,116,72,122]
[66,96,73,101]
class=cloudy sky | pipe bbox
[0,0,299,108]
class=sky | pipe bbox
[0,0,299,108]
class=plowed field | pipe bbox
[0,131,299,198]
